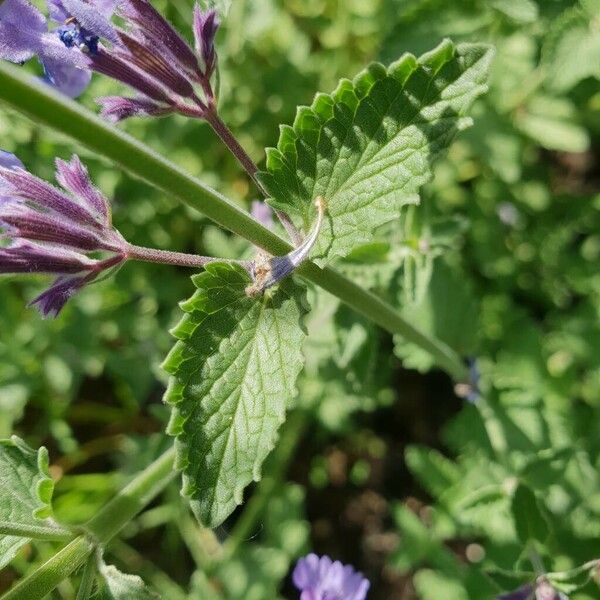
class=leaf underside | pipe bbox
[98,563,159,600]
[258,39,494,266]
[0,436,56,569]
[163,263,307,527]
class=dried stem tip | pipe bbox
[246,197,326,296]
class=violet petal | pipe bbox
[0,240,96,274]
[118,0,198,73]
[116,30,194,96]
[0,20,43,63]
[292,554,370,600]
[96,95,169,122]
[90,49,172,103]
[29,274,87,317]
[0,166,100,226]
[60,0,119,43]
[192,6,218,75]
[41,56,92,98]
[251,200,274,229]
[0,0,46,35]
[54,155,110,224]
[0,203,116,251]
[47,0,70,23]
[0,151,24,171]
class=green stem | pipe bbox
[1,537,94,600]
[74,555,96,600]
[0,63,468,383]
[1,448,176,600]
[85,447,177,544]
[223,411,307,560]
[0,522,72,541]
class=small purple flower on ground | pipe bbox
[292,553,370,600]
[0,151,127,317]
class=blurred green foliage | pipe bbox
[0,0,599,598]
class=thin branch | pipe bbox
[125,243,253,273]
[203,108,303,245]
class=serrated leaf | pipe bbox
[97,563,158,600]
[0,436,58,569]
[163,263,307,527]
[511,483,550,545]
[258,40,494,265]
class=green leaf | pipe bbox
[394,258,479,372]
[163,263,307,527]
[405,445,461,498]
[516,96,590,153]
[490,0,539,23]
[0,436,59,569]
[542,1,600,91]
[511,483,550,544]
[97,563,158,600]
[258,39,494,265]
[413,569,469,600]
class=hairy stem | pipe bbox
[203,108,303,245]
[74,555,96,600]
[0,63,469,383]
[1,448,176,600]
[1,537,94,600]
[125,243,252,272]
[0,522,72,542]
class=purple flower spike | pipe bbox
[0,152,128,317]
[38,0,222,122]
[193,6,219,78]
[0,0,93,97]
[292,554,370,600]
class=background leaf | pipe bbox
[511,482,550,544]
[97,562,159,600]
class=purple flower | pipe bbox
[193,5,219,78]
[0,0,92,97]
[0,151,127,317]
[292,554,370,600]
[40,0,221,122]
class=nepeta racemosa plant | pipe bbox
[0,0,514,597]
